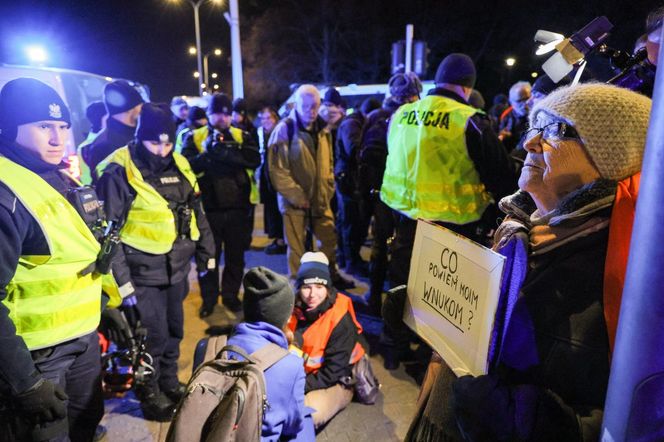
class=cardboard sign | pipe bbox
[403,220,505,376]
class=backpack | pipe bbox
[356,109,391,196]
[166,335,290,442]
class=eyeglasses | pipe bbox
[523,122,580,142]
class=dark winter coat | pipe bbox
[406,180,616,441]
[82,117,136,181]
[181,125,260,211]
[96,141,215,287]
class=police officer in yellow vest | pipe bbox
[382,53,517,287]
[181,93,261,318]
[0,78,117,441]
[96,103,216,421]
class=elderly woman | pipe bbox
[404,83,651,441]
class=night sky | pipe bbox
[0,0,661,106]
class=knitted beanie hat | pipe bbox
[208,93,233,115]
[243,267,294,328]
[104,80,144,116]
[0,78,71,141]
[434,53,476,88]
[86,101,107,133]
[296,252,331,290]
[530,83,652,180]
[135,103,176,143]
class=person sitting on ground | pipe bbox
[227,266,315,441]
[288,252,367,430]
[404,83,651,441]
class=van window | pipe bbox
[61,73,108,146]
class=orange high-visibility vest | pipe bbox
[288,293,365,374]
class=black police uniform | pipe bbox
[96,141,215,400]
[181,124,260,313]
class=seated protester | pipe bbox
[288,252,366,429]
[96,103,216,421]
[405,83,651,441]
[227,267,315,441]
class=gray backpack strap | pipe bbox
[250,343,290,372]
[203,335,228,363]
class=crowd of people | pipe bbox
[0,4,661,441]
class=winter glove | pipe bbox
[452,374,539,441]
[14,378,68,424]
[99,308,134,350]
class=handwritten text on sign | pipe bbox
[403,220,505,377]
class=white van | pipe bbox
[0,64,149,158]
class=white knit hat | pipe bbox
[530,83,652,181]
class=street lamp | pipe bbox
[203,48,222,91]
[169,0,222,95]
[505,57,516,67]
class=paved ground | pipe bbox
[99,205,421,441]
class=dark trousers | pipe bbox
[261,185,283,240]
[13,332,104,442]
[369,198,396,313]
[199,208,252,307]
[135,280,187,393]
[336,190,371,268]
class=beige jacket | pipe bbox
[267,111,335,215]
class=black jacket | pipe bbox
[292,290,359,393]
[96,141,215,287]
[0,139,107,395]
[83,117,136,182]
[181,125,260,211]
[428,88,518,202]
[334,112,365,195]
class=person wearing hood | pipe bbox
[0,78,122,441]
[96,103,216,421]
[288,252,366,429]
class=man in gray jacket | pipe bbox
[268,85,353,289]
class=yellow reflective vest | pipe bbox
[76,132,99,186]
[381,95,492,224]
[190,125,259,205]
[0,156,104,350]
[96,147,201,254]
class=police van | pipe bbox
[0,64,149,162]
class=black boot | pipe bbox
[136,386,176,422]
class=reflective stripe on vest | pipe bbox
[0,157,102,350]
[97,147,200,254]
[192,126,259,205]
[288,293,365,374]
[381,95,493,224]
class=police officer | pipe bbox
[181,93,261,318]
[0,78,115,441]
[382,53,517,287]
[96,103,216,421]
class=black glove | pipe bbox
[452,374,539,441]
[14,379,68,424]
[99,308,134,350]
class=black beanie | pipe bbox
[208,93,233,115]
[232,98,247,115]
[296,252,332,290]
[104,80,144,116]
[323,88,346,108]
[243,267,294,328]
[434,53,477,88]
[86,101,107,133]
[187,106,207,125]
[135,103,176,143]
[0,78,71,142]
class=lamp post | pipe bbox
[203,48,222,92]
[171,0,221,96]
